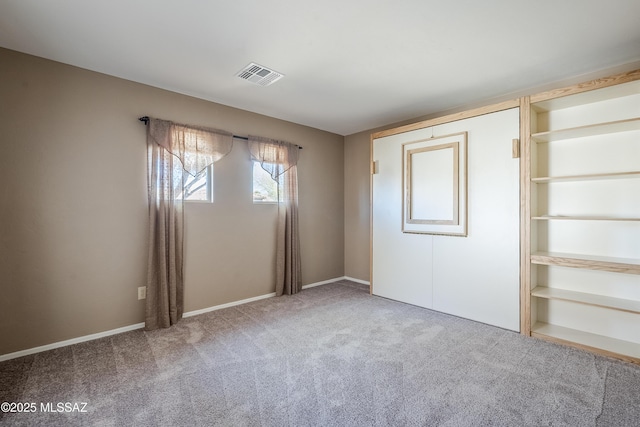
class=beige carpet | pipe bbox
[1,280,639,426]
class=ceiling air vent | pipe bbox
[236,62,284,86]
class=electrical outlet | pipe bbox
[138,286,146,300]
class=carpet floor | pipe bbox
[1,280,639,426]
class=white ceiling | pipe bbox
[1,0,640,136]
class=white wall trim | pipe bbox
[303,276,370,288]
[183,292,277,318]
[344,276,371,286]
[0,277,349,362]
[0,322,145,363]
[301,277,344,289]
[185,276,348,317]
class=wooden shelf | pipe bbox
[532,322,640,364]
[532,215,640,221]
[531,117,640,143]
[531,252,640,275]
[531,287,640,314]
[532,171,640,183]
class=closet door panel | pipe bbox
[432,108,520,331]
[372,128,434,308]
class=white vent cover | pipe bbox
[236,63,284,86]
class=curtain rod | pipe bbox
[138,116,302,149]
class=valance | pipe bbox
[248,135,300,181]
[148,118,233,177]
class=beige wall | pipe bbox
[0,48,344,356]
[343,131,371,281]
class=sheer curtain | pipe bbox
[248,136,302,296]
[146,118,233,330]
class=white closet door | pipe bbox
[372,127,435,308]
[372,108,520,331]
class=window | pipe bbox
[179,164,213,202]
[252,162,278,203]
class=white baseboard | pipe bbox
[343,276,371,286]
[301,277,344,289]
[0,277,349,362]
[0,322,145,363]
[183,292,277,318]
[303,276,370,288]
[185,276,346,317]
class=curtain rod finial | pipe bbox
[139,116,149,125]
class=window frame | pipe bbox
[252,161,279,204]
[181,164,214,203]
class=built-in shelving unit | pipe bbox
[522,70,640,365]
